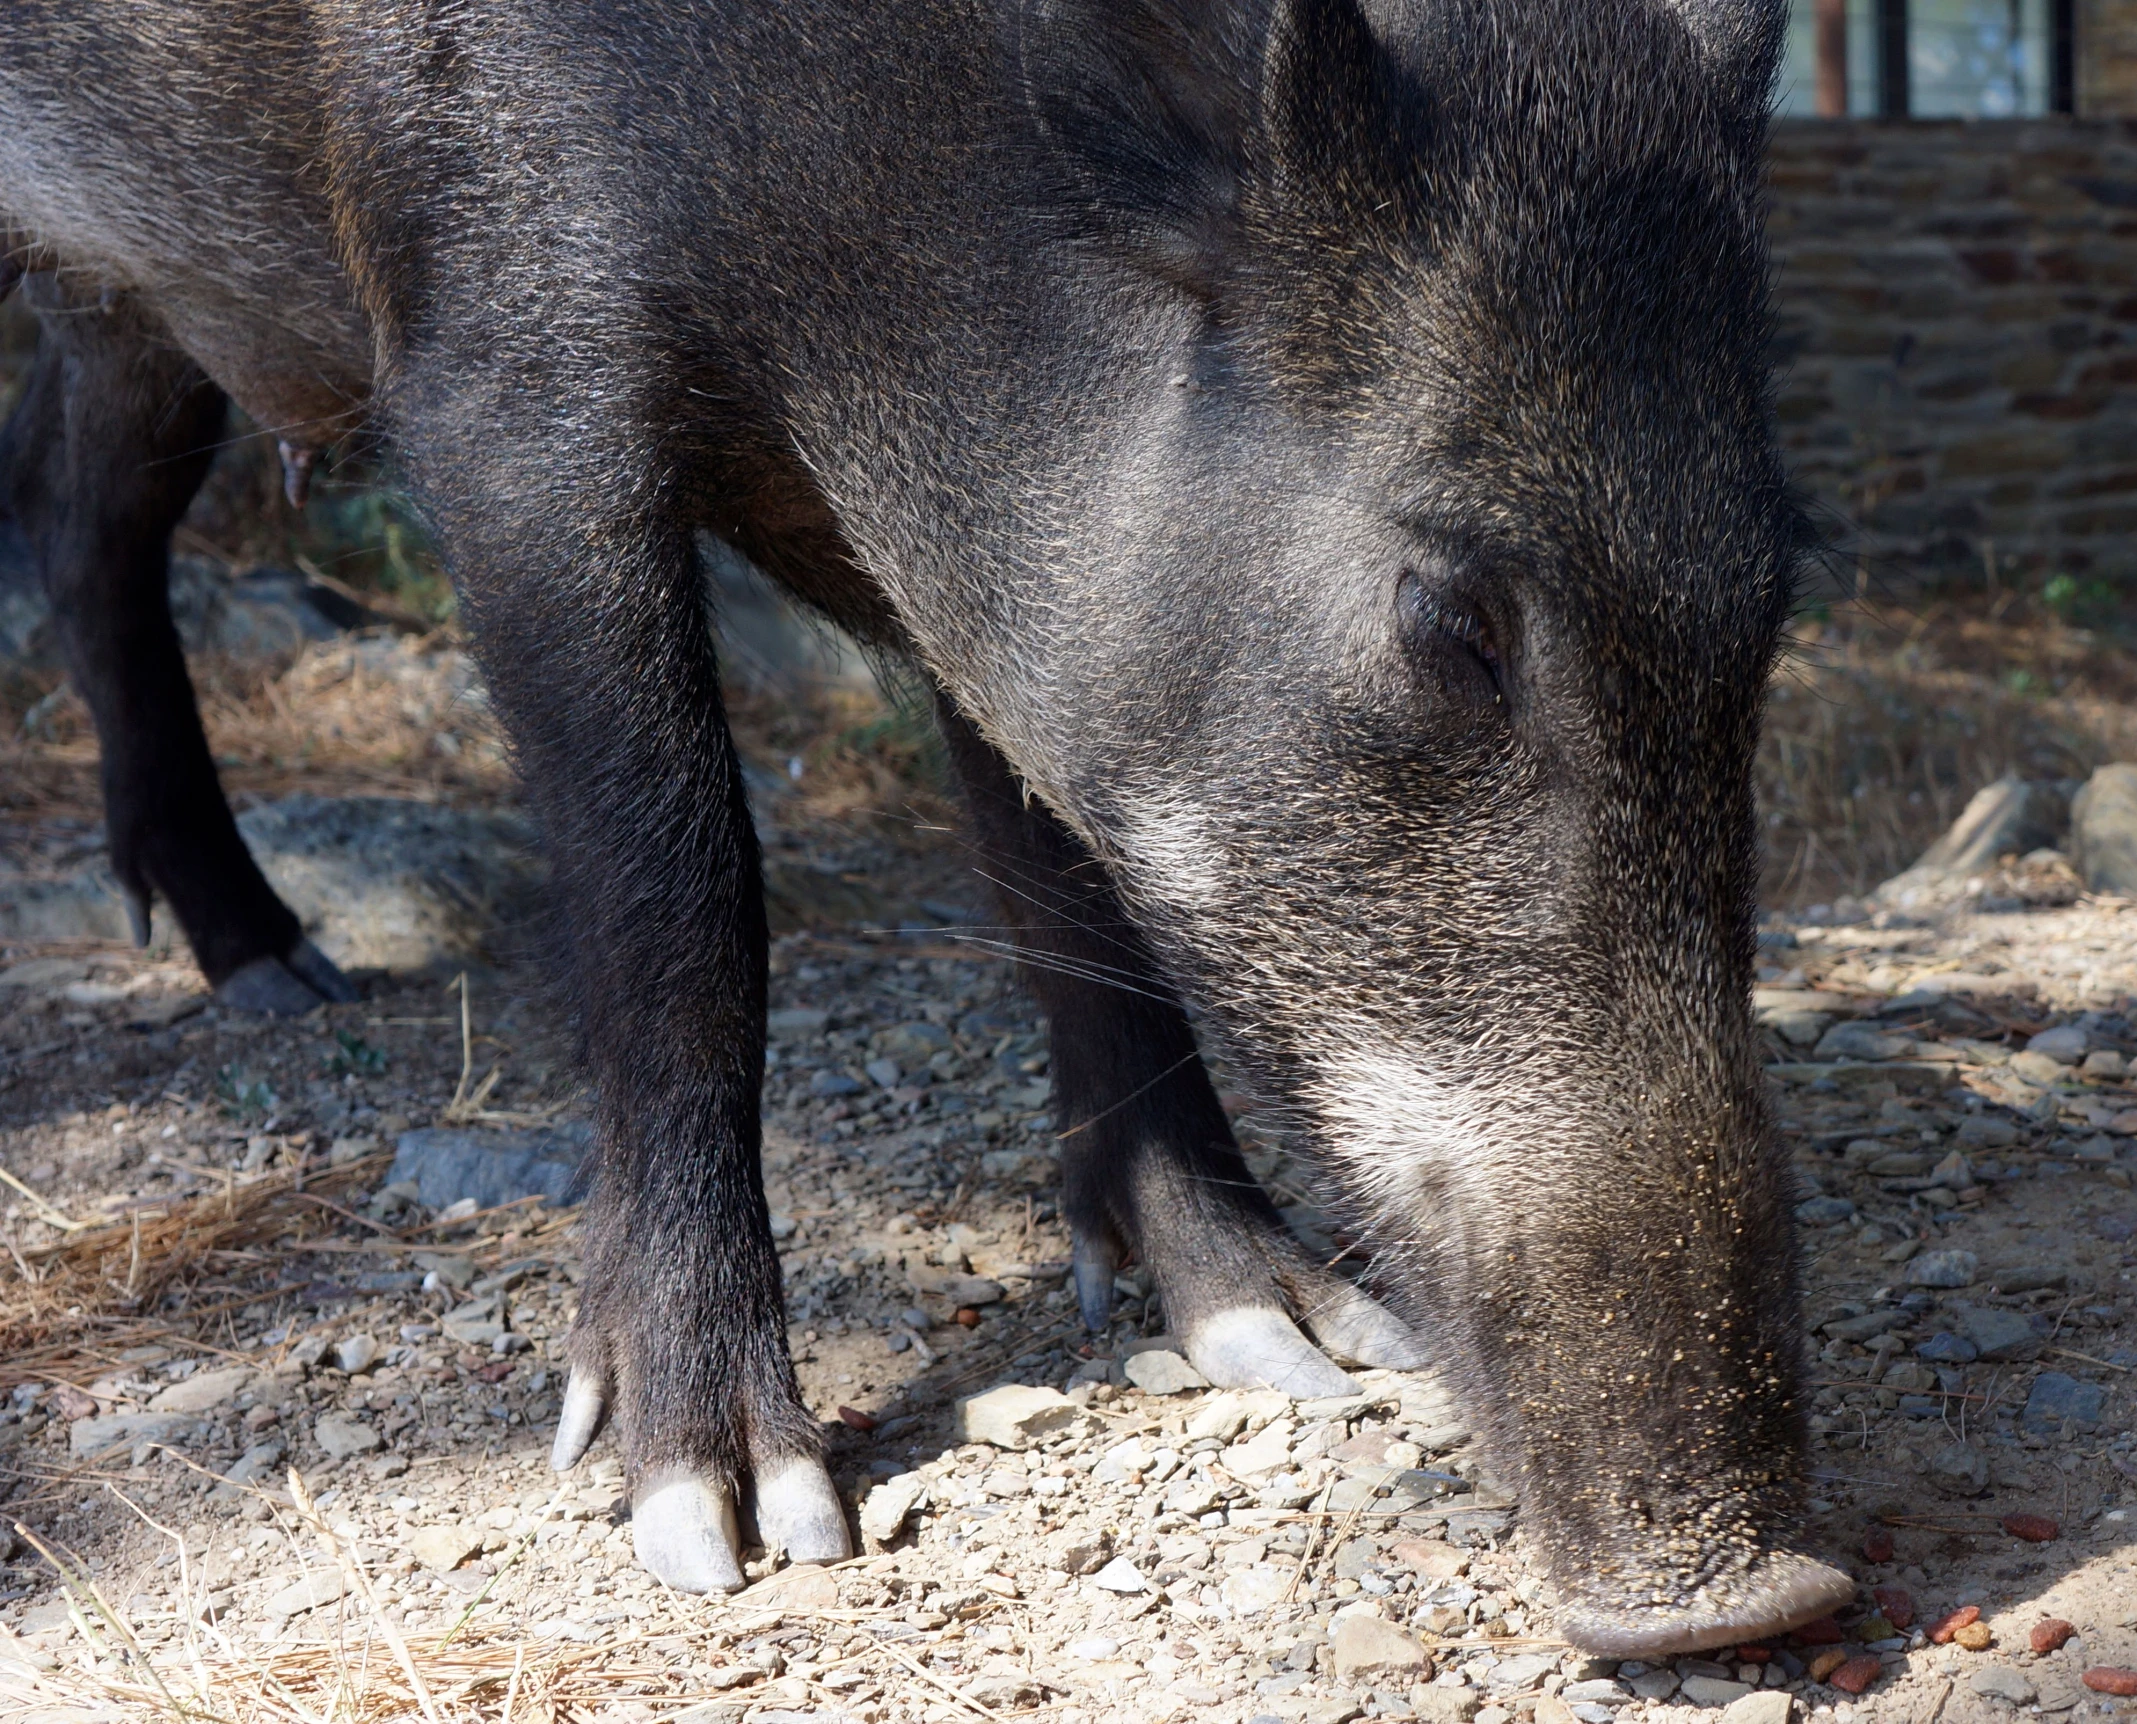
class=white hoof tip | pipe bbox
[633,1475,744,1593]
[1188,1307,1357,1399]
[550,1372,605,1472]
[1312,1301,1432,1371]
[755,1456,852,1563]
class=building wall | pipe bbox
[2080,0,2137,118]
[1771,118,2137,587]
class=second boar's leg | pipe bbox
[414,437,848,1591]
[937,696,1426,1393]
[0,280,356,1012]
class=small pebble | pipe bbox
[1871,1586,1914,1631]
[2001,1513,2058,1543]
[1929,1606,1982,1645]
[955,1307,981,1328]
[1828,1656,1883,1695]
[1954,1622,1994,1652]
[2031,1620,2077,1655]
[2083,1669,2137,1697]
[1861,1528,1894,1564]
[1807,1650,1849,1683]
[837,1406,877,1431]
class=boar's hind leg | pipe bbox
[414,454,846,1592]
[937,698,1426,1396]
[0,280,356,1012]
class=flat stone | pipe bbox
[1224,1421,1300,1481]
[1489,1654,1561,1693]
[1718,1693,1793,1724]
[765,1007,829,1039]
[1332,1614,1430,1681]
[1957,1116,2020,1149]
[146,1366,255,1414]
[1412,1691,1483,1724]
[1824,1309,1910,1342]
[1219,1562,1295,1615]
[859,1472,928,1544]
[1927,1441,1990,1497]
[1905,1249,1979,1288]
[1089,1556,1147,1593]
[2027,1025,2090,1064]
[1679,1676,1756,1707]
[1956,1304,2042,1361]
[1123,1350,1210,1395]
[1795,1196,1858,1225]
[389,1124,590,1211]
[264,1571,348,1621]
[1811,1022,1912,1062]
[2021,1371,2107,1433]
[333,1335,380,1375]
[68,1413,188,1459]
[313,1412,382,1459]
[737,1565,839,1610]
[1970,1665,2039,1706]
[955,1384,1095,1450]
[407,1524,483,1572]
[1918,1331,1979,1363]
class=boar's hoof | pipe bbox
[213,942,357,1016]
[632,1472,745,1594]
[549,1369,608,1471]
[1186,1306,1357,1399]
[1301,1284,1432,1370]
[1073,1237,1119,1332]
[1556,1551,1856,1658]
[285,938,361,1003]
[752,1454,853,1563]
[215,954,331,1016]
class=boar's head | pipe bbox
[1002,0,1850,1656]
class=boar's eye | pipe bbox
[1396,569,1504,706]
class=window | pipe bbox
[1776,0,2076,118]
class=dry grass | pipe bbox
[0,1155,397,1397]
[1760,599,2137,907]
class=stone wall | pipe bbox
[1770,118,2137,590]
[2081,0,2137,119]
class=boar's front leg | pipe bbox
[0,279,356,1012]
[937,697,1427,1395]
[414,458,846,1591]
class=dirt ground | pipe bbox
[0,626,2134,1724]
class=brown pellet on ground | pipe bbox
[1930,1606,1982,1645]
[1954,1622,1994,1651]
[2083,1670,2137,1698]
[1808,1650,1851,1683]
[1829,1657,1884,1695]
[2001,1513,2058,1543]
[2031,1620,2077,1655]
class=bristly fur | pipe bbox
[2,0,1847,1644]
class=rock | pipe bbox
[1223,1421,1298,1481]
[2072,764,2137,894]
[1956,1116,2020,1150]
[808,1069,862,1098]
[1811,1023,1911,1063]
[1627,1670,1681,1701]
[1412,1690,1483,1724]
[955,1384,1095,1450]
[2021,1372,2107,1433]
[68,1412,189,1459]
[1089,1556,1147,1594]
[905,1266,1003,1305]
[875,1021,952,1062]
[2027,1025,2090,1063]
[1928,1150,1975,1190]
[1218,1563,1294,1615]
[2083,1669,2137,1698]
[1875,776,2075,908]
[1187,1390,1285,1442]
[1927,1441,1990,1497]
[389,1124,590,1211]
[1123,1350,1209,1395]
[1918,1331,1978,1363]
[407,1524,483,1572]
[1490,1654,1561,1693]
[2000,1512,2058,1542]
[766,1007,829,1039]
[737,1565,840,1610]
[1827,1658,1883,1696]
[2084,1048,2129,1079]
[313,1412,382,1459]
[1970,1666,2037,1706]
[2031,1620,2078,1655]
[1905,1249,1979,1288]
[2009,1049,2069,1085]
[1332,1615,1430,1681]
[265,1571,348,1621]
[1956,1304,2041,1361]
[224,1441,287,1485]
[441,1302,507,1347]
[333,1335,381,1375]
[1391,1539,1469,1579]
[978,1147,1056,1184]
[146,1366,255,1414]
[1928,1606,1982,1644]
[1794,1196,1858,1225]
[1718,1692,1793,1724]
[859,1472,928,1545]
[1679,1676,1755,1706]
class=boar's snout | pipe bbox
[1554,1550,1854,1659]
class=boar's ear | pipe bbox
[1015,0,1390,293]
[1659,0,1788,116]
[1011,0,1267,291]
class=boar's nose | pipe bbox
[1555,1551,1855,1659]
